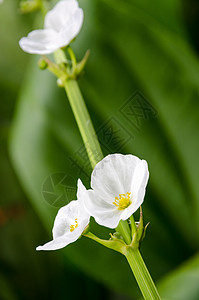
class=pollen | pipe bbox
[70,218,78,232]
[113,193,131,210]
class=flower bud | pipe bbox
[20,0,39,14]
[57,78,64,88]
[38,59,48,70]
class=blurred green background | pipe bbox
[1,0,199,299]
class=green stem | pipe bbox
[54,49,68,65]
[64,79,103,168]
[116,220,131,244]
[125,248,161,300]
[67,47,77,71]
[38,0,48,18]
[53,50,103,168]
[130,214,137,237]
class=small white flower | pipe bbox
[83,154,149,229]
[19,0,83,54]
[36,180,90,250]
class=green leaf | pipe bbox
[158,253,199,300]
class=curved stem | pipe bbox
[84,232,126,253]
[125,248,161,300]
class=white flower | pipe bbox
[83,154,149,229]
[36,180,90,250]
[19,0,83,54]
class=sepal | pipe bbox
[76,50,90,77]
[130,207,149,249]
[140,222,150,243]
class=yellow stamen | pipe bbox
[113,192,131,210]
[70,218,78,232]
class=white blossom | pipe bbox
[36,179,90,250]
[82,154,149,229]
[19,0,83,54]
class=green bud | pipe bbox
[20,0,39,14]
[110,232,124,241]
[57,78,64,88]
[38,59,48,70]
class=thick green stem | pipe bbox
[125,248,161,300]
[64,79,103,168]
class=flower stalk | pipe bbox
[63,79,103,168]
[51,48,103,168]
[116,220,132,244]
[125,248,161,300]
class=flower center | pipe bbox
[113,193,131,210]
[70,218,78,232]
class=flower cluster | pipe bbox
[37,154,149,251]
[19,0,83,54]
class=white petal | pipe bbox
[58,8,83,44]
[52,200,79,239]
[91,154,141,201]
[36,235,75,251]
[93,209,123,229]
[45,0,80,31]
[83,189,115,213]
[52,200,90,240]
[44,0,84,46]
[77,180,114,223]
[130,160,149,208]
[115,161,148,221]
[19,29,60,54]
[37,199,90,251]
[77,178,86,201]
[82,189,122,228]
